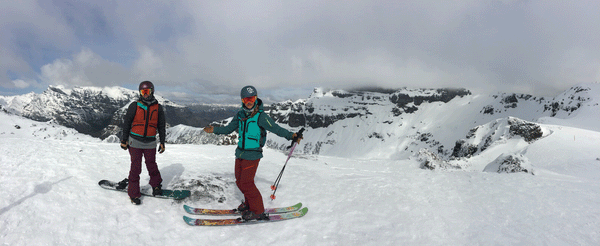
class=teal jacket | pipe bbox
[213,99,294,160]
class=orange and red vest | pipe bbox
[130,101,160,138]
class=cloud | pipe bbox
[40,48,130,88]
[132,46,166,80]
[0,47,35,89]
[1,0,599,101]
[12,79,33,89]
[172,0,599,96]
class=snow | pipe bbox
[2,86,600,245]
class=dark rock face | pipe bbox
[451,117,543,158]
[481,105,495,115]
[508,118,543,143]
[267,100,368,129]
[496,155,530,174]
[390,89,471,116]
[268,88,472,129]
[22,87,134,137]
[451,140,479,158]
[543,85,592,117]
[501,94,518,108]
[418,149,461,170]
[484,154,533,175]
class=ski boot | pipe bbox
[130,197,141,205]
[241,210,269,221]
[152,185,163,196]
[234,201,249,213]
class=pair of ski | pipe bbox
[183,202,308,226]
[98,179,307,226]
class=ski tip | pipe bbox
[183,216,196,226]
[183,204,195,214]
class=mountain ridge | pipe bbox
[1,83,598,165]
[0,85,238,141]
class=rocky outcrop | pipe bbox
[483,154,533,175]
[451,117,544,158]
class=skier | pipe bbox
[120,81,166,205]
[203,85,303,221]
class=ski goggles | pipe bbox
[140,88,152,96]
[241,96,257,104]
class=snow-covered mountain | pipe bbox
[0,85,167,137]
[0,85,238,143]
[1,83,598,168]
[260,84,598,160]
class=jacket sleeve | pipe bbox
[259,113,294,140]
[213,113,240,135]
[158,104,166,144]
[121,102,137,142]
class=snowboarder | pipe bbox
[120,81,166,205]
[203,85,303,220]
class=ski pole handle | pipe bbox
[288,128,305,149]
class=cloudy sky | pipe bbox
[1,0,599,104]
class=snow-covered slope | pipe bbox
[165,124,236,145]
[0,110,99,142]
[1,105,598,245]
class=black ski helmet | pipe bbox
[139,81,154,97]
[240,85,257,98]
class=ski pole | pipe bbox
[270,128,304,200]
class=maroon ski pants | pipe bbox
[235,158,264,214]
[128,147,162,198]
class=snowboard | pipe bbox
[183,202,302,215]
[98,179,191,200]
[183,207,308,226]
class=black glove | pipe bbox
[158,143,165,154]
[288,128,305,148]
[293,128,304,143]
[120,140,128,150]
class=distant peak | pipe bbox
[47,85,69,95]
